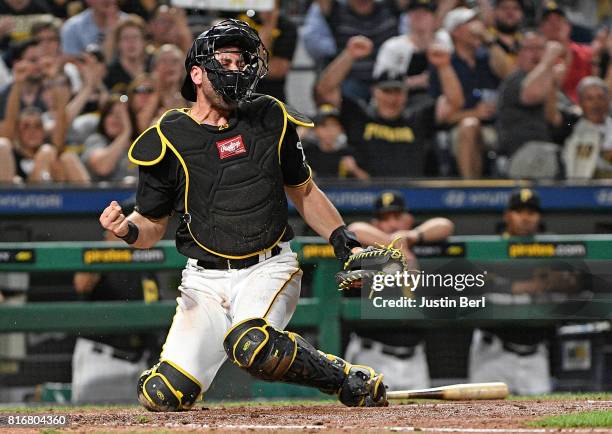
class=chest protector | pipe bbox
[128,95,313,259]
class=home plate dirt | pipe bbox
[3,399,611,433]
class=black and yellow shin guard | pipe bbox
[137,361,202,412]
[223,318,387,407]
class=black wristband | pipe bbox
[329,225,361,262]
[119,220,139,244]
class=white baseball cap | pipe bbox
[444,7,479,33]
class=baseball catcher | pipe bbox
[99,19,387,411]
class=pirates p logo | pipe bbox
[520,189,533,203]
[382,192,395,207]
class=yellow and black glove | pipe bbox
[335,244,407,291]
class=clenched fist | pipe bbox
[100,201,129,237]
[542,40,565,67]
[427,43,452,68]
[345,36,374,60]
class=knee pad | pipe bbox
[223,317,297,381]
[137,360,201,412]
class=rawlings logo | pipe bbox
[216,135,246,159]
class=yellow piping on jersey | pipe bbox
[128,125,167,166]
[266,95,315,165]
[155,109,286,259]
[285,165,313,189]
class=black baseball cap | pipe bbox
[375,191,406,215]
[314,104,341,124]
[373,71,406,90]
[541,1,566,19]
[507,189,541,212]
[407,0,436,12]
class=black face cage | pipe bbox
[193,20,269,103]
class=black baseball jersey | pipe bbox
[129,95,313,261]
[340,96,436,177]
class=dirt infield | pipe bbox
[3,399,612,433]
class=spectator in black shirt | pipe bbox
[104,15,150,94]
[430,7,509,179]
[316,36,464,178]
[0,0,52,55]
[302,104,369,179]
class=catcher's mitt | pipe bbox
[335,244,408,291]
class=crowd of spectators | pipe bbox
[0,0,611,183]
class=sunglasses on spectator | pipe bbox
[133,86,155,94]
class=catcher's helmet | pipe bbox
[181,19,268,104]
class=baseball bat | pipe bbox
[386,382,509,401]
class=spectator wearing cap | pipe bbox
[238,2,298,102]
[502,188,542,237]
[344,190,454,391]
[60,0,127,58]
[302,0,401,102]
[373,0,438,109]
[469,188,559,395]
[538,1,593,104]
[302,104,369,179]
[349,190,455,257]
[562,76,612,179]
[488,0,525,67]
[495,30,564,179]
[315,36,464,177]
[431,7,510,179]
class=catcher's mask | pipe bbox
[181,19,269,104]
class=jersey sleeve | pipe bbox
[280,125,312,187]
[135,153,179,218]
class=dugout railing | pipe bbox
[2,235,612,398]
[2,235,612,356]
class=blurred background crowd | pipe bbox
[0,0,610,184]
